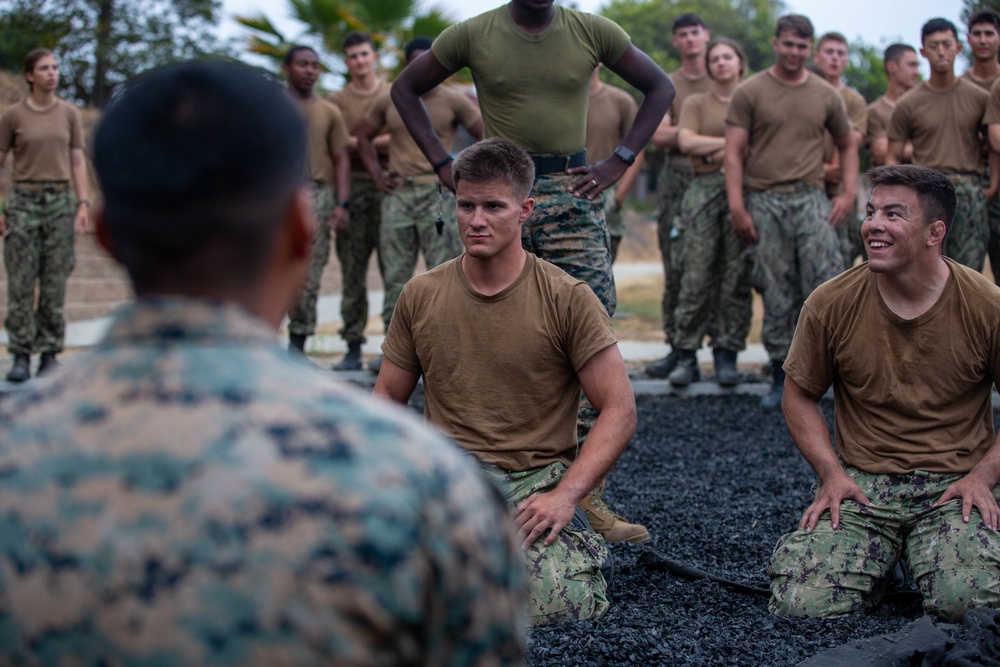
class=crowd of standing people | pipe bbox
[1,0,1000,663]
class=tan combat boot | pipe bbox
[579,482,651,544]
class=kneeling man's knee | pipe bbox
[921,568,1000,622]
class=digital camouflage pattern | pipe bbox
[745,187,843,362]
[3,184,76,355]
[655,156,693,344]
[288,181,334,337]
[335,176,383,345]
[481,462,609,627]
[380,180,462,328]
[837,214,866,269]
[520,172,615,316]
[769,465,1000,622]
[944,181,988,272]
[601,186,624,263]
[672,172,751,352]
[0,298,528,665]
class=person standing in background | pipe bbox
[0,48,90,383]
[867,44,920,167]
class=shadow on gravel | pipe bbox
[525,394,935,666]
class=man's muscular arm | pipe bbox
[373,356,421,405]
[514,344,637,548]
[828,131,858,227]
[725,124,757,244]
[782,375,871,532]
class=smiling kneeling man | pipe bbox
[768,165,1000,621]
[374,136,637,626]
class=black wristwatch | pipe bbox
[613,145,636,166]
[336,200,351,211]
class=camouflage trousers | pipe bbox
[601,186,624,264]
[521,172,615,316]
[380,178,462,329]
[769,466,1000,622]
[943,180,989,272]
[288,182,334,337]
[481,461,610,626]
[988,192,1000,284]
[655,156,693,344]
[672,172,751,352]
[3,183,76,355]
[745,186,843,362]
[335,176,383,345]
[837,214,866,268]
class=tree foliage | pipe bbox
[0,0,234,107]
[842,40,887,104]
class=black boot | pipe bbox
[332,342,362,371]
[667,350,700,387]
[38,352,59,375]
[713,348,740,388]
[5,354,30,383]
[288,333,307,354]
[645,349,680,378]
[760,363,786,412]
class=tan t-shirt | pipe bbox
[888,80,988,175]
[327,80,390,174]
[365,86,480,177]
[293,95,349,183]
[726,71,851,191]
[432,5,631,155]
[823,85,868,196]
[585,83,637,162]
[962,69,999,92]
[0,99,83,182]
[866,95,895,144]
[983,76,1000,125]
[665,68,712,157]
[678,90,728,175]
[382,252,618,472]
[785,259,1000,475]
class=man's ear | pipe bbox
[519,197,535,223]
[927,219,947,248]
[93,208,119,262]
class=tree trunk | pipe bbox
[92,0,114,108]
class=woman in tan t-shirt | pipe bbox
[667,38,753,389]
[0,49,90,382]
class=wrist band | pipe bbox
[78,199,92,207]
[432,155,454,174]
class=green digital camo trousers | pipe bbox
[601,186,624,263]
[380,180,462,329]
[521,172,615,316]
[481,461,609,626]
[769,466,1000,622]
[837,213,866,268]
[3,184,76,355]
[288,182,334,337]
[745,186,843,363]
[944,181,989,272]
[672,172,751,352]
[988,192,1000,284]
[335,176,383,345]
[656,156,693,344]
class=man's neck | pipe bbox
[874,257,950,320]
[768,64,809,86]
[461,248,528,297]
[508,2,555,34]
[969,57,1000,83]
[348,71,380,95]
[823,73,843,90]
[286,86,313,102]
[926,68,957,91]
[885,80,911,104]
[678,55,706,80]
[714,78,740,99]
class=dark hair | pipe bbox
[404,36,433,63]
[817,31,848,48]
[453,137,535,200]
[23,48,55,90]
[283,45,317,67]
[705,38,747,79]
[968,8,1000,32]
[775,14,814,40]
[921,18,959,43]
[94,61,307,293]
[343,31,375,52]
[883,43,916,72]
[672,13,705,33]
[867,165,957,231]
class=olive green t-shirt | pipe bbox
[327,80,390,175]
[785,259,1000,475]
[678,90,728,175]
[888,80,988,175]
[0,98,83,182]
[665,68,712,156]
[726,71,851,191]
[365,86,480,177]
[585,83,637,163]
[293,95,349,184]
[432,4,631,155]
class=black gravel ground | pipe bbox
[525,394,934,666]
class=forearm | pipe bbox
[555,404,635,505]
[783,377,844,482]
[837,139,859,198]
[609,46,674,155]
[373,133,391,155]
[391,63,451,166]
[678,130,725,156]
[886,139,904,166]
[724,152,745,214]
[356,132,385,185]
[71,149,89,202]
[334,148,351,202]
[869,137,889,166]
